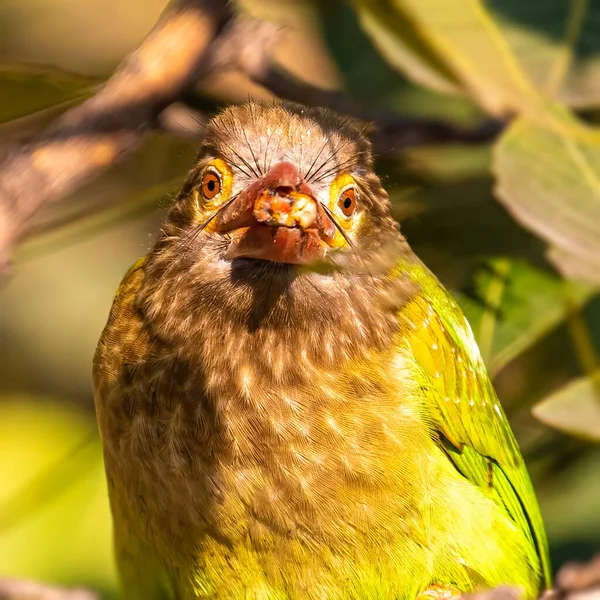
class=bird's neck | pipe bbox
[139,252,418,392]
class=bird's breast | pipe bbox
[101,340,429,558]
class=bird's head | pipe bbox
[143,103,414,349]
[162,102,402,271]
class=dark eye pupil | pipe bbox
[344,197,352,209]
[207,179,216,191]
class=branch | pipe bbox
[2,556,599,600]
[198,21,501,153]
[0,8,499,274]
[0,0,229,274]
[0,580,97,600]
[253,64,501,151]
[555,554,600,599]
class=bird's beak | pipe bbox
[211,161,339,264]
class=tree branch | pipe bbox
[2,555,599,600]
[0,0,229,275]
[0,580,97,600]
[0,5,500,274]
[193,19,501,154]
[249,63,501,152]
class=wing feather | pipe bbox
[398,265,551,587]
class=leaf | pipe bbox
[0,397,116,594]
[351,0,600,114]
[348,0,462,95]
[494,106,600,283]
[548,245,600,285]
[533,372,600,441]
[351,0,538,115]
[453,258,595,375]
[493,0,600,109]
[0,63,96,124]
[402,145,492,183]
[315,0,478,131]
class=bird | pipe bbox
[93,102,551,600]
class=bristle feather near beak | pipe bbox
[211,161,341,264]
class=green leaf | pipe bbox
[494,106,600,283]
[491,0,600,109]
[351,0,539,115]
[454,258,595,375]
[0,63,95,124]
[348,0,462,96]
[316,0,485,131]
[0,397,116,594]
[351,0,600,114]
[402,145,492,183]
[533,372,600,442]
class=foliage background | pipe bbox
[0,0,599,597]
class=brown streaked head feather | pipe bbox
[134,102,418,382]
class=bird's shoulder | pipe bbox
[395,263,521,468]
[391,260,551,586]
[93,256,151,402]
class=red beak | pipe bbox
[213,162,338,265]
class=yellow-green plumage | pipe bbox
[94,103,550,599]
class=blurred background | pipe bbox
[1,0,600,597]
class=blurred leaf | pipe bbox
[454,258,595,375]
[0,397,116,594]
[396,174,539,288]
[15,133,197,260]
[533,372,600,441]
[346,0,462,96]
[315,0,483,125]
[494,106,600,284]
[315,0,425,103]
[17,174,181,262]
[350,0,538,115]
[548,242,600,286]
[351,0,600,114]
[494,1,600,110]
[402,145,492,183]
[0,63,95,124]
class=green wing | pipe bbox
[398,263,551,589]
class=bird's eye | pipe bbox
[337,187,357,217]
[201,169,222,200]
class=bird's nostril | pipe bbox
[274,185,296,196]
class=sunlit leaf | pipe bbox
[402,145,492,183]
[454,258,595,375]
[349,1,462,95]
[547,245,600,285]
[494,106,600,283]
[494,1,600,109]
[351,0,600,114]
[351,0,539,115]
[0,397,116,595]
[0,63,96,124]
[316,0,485,128]
[533,372,600,442]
